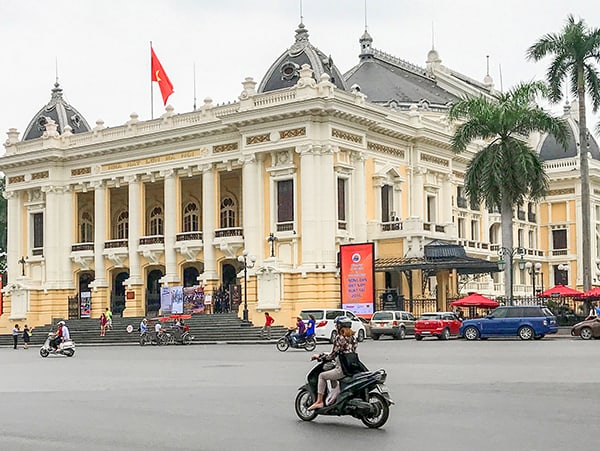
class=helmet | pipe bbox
[334,316,352,329]
[58,321,65,325]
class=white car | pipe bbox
[300,308,367,343]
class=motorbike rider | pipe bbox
[308,316,357,411]
[51,321,65,351]
[140,318,148,334]
[61,321,70,343]
[290,316,306,346]
[305,314,316,340]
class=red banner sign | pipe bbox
[340,243,374,316]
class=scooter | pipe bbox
[40,332,76,357]
[294,354,394,428]
[277,329,317,352]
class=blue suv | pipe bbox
[460,305,558,340]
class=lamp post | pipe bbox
[557,264,569,286]
[525,261,542,297]
[237,250,256,324]
[497,247,525,305]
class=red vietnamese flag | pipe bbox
[151,48,174,105]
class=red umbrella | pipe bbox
[575,287,600,300]
[538,284,583,298]
[450,293,499,309]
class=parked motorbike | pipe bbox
[277,329,317,352]
[294,354,393,428]
[40,332,76,357]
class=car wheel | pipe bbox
[372,334,380,341]
[415,335,423,341]
[329,330,338,344]
[396,327,406,340]
[357,329,365,342]
[463,326,480,341]
[518,326,534,340]
[439,328,450,340]
[580,327,593,340]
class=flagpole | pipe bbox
[150,41,154,119]
[193,62,197,111]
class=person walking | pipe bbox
[100,313,108,337]
[22,325,31,349]
[105,308,113,331]
[261,312,275,340]
[12,324,20,350]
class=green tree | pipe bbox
[527,15,600,293]
[449,81,567,301]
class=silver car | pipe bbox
[370,310,416,340]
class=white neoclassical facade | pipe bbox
[2,23,600,332]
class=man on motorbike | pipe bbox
[140,318,148,334]
[290,316,306,346]
[305,314,316,340]
[51,321,65,351]
[308,316,357,411]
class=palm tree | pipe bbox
[449,81,568,302]
[527,15,600,293]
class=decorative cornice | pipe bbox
[31,171,49,180]
[367,141,405,158]
[71,167,91,176]
[452,170,465,179]
[8,175,25,184]
[548,188,576,196]
[280,127,306,140]
[420,153,449,167]
[213,142,239,153]
[331,128,363,144]
[246,133,270,145]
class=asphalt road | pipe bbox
[1,337,599,451]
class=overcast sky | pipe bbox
[1,0,599,142]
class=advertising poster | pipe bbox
[160,286,172,315]
[183,286,205,314]
[171,286,184,314]
[340,243,375,317]
[80,291,91,318]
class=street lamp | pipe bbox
[497,247,525,304]
[237,250,256,324]
[557,264,569,286]
[525,261,542,297]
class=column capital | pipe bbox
[2,190,16,200]
[124,174,139,184]
[159,168,175,179]
[89,180,106,190]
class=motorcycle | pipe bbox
[294,354,394,428]
[277,329,317,352]
[40,332,76,357]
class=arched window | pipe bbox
[149,206,164,235]
[115,211,129,240]
[80,210,94,242]
[183,202,199,232]
[220,197,236,228]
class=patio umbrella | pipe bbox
[538,284,583,298]
[575,287,600,301]
[450,293,499,309]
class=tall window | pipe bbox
[80,211,94,242]
[552,229,567,250]
[183,202,199,232]
[115,211,129,240]
[149,206,164,235]
[458,218,465,238]
[470,220,479,240]
[517,228,524,248]
[426,195,436,223]
[220,197,237,228]
[33,212,44,249]
[381,185,392,221]
[337,178,347,227]
[277,180,294,224]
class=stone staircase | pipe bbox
[0,313,288,346]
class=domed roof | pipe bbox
[539,116,600,161]
[22,82,91,141]
[257,22,348,93]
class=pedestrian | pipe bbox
[261,312,275,339]
[105,307,113,330]
[12,324,20,350]
[100,313,107,337]
[22,324,31,349]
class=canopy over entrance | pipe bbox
[375,240,500,275]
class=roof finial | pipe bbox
[300,0,303,25]
[431,21,435,50]
[486,55,490,76]
[55,56,59,86]
[364,0,368,31]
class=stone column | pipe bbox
[92,181,108,287]
[440,174,453,224]
[162,169,179,283]
[353,151,367,242]
[298,145,319,267]
[42,185,61,288]
[60,186,75,288]
[4,190,22,279]
[241,155,261,259]
[202,165,218,281]
[126,175,143,285]
[320,146,337,267]
[411,168,425,218]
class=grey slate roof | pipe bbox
[258,22,347,93]
[22,83,91,141]
[539,120,600,161]
[344,48,459,109]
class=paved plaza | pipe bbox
[1,338,599,451]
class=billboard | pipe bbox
[340,243,375,316]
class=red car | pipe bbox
[415,312,462,340]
